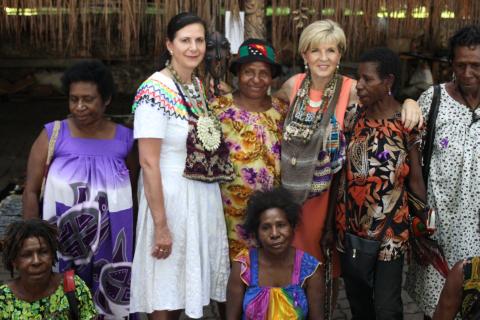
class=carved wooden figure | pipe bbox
[205,31,231,97]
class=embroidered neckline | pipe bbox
[132,74,189,120]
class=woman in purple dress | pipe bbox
[23,60,137,319]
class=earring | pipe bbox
[452,72,456,84]
[388,88,392,96]
[333,63,340,76]
[304,61,310,75]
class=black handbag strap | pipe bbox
[66,291,79,320]
[422,85,441,185]
[63,270,79,320]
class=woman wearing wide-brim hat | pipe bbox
[210,38,288,259]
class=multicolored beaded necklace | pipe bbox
[166,60,205,115]
[166,60,222,151]
[283,72,339,143]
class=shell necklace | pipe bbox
[166,60,221,151]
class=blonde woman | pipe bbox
[274,19,422,309]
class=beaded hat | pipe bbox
[229,38,282,78]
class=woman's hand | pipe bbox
[401,98,424,130]
[432,260,463,320]
[321,171,341,258]
[152,224,173,259]
[209,78,232,97]
[320,229,335,258]
[138,138,171,259]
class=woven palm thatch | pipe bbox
[1,0,480,60]
[272,0,480,61]
[0,0,239,59]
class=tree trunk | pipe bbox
[244,0,266,39]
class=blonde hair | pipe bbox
[298,19,347,55]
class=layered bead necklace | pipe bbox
[283,72,339,143]
[166,60,222,151]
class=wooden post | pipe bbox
[244,0,266,39]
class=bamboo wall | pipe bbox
[1,1,480,61]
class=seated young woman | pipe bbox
[226,187,325,320]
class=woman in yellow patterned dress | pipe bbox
[210,39,288,258]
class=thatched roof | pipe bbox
[1,1,479,61]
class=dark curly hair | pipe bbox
[61,60,115,102]
[359,47,401,97]
[2,219,58,277]
[243,187,301,240]
[449,25,480,62]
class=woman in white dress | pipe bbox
[406,25,480,318]
[130,12,233,319]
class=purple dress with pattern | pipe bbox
[42,119,134,318]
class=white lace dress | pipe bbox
[405,84,480,316]
[129,72,230,318]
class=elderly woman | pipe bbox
[0,219,96,319]
[338,47,426,319]
[130,12,232,319]
[273,20,422,305]
[406,25,480,318]
[226,187,324,320]
[210,38,288,258]
[22,60,135,318]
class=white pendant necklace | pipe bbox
[167,61,221,151]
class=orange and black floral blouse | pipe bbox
[336,105,421,261]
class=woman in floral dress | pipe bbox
[0,219,96,319]
[210,39,288,258]
[337,48,426,319]
[406,25,480,318]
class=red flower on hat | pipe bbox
[249,44,267,57]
